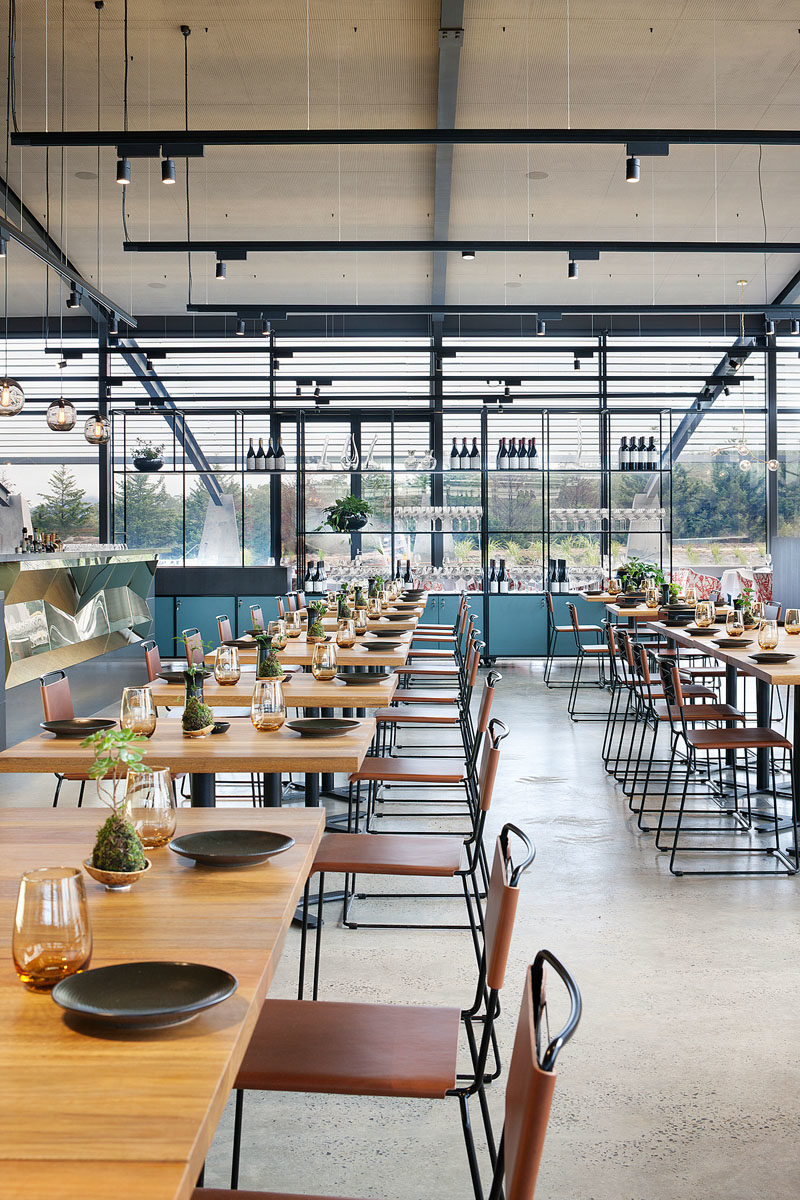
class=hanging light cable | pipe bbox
[181,25,192,308]
[712,281,779,474]
[47,262,76,430]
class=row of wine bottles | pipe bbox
[304,560,328,592]
[487,558,510,593]
[448,437,481,468]
[393,558,414,583]
[246,437,288,471]
[618,437,659,472]
[496,438,538,469]
[547,559,571,592]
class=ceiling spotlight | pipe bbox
[574,356,581,371]
[66,288,80,308]
[0,235,7,257]
[145,357,154,371]
[46,397,77,431]
[235,318,245,336]
[791,320,800,336]
[161,158,176,185]
[260,317,270,336]
[568,260,578,279]
[108,317,119,340]
[0,378,25,416]
[215,260,226,280]
[766,318,775,336]
[536,319,546,336]
[461,249,475,261]
[295,385,302,397]
[626,155,640,183]
[723,385,730,396]
[313,385,321,397]
[84,411,111,445]
[116,157,131,185]
[729,357,741,370]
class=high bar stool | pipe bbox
[565,602,610,720]
[544,591,601,688]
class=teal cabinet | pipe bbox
[236,594,281,633]
[173,596,236,652]
[485,592,600,660]
[154,596,176,659]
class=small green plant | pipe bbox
[354,585,365,608]
[669,582,681,602]
[255,633,283,679]
[132,437,165,461]
[307,599,327,638]
[182,695,214,732]
[618,556,665,591]
[318,495,373,533]
[81,728,149,872]
[337,583,353,619]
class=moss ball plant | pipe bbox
[80,727,151,875]
[92,811,147,872]
[182,696,214,732]
[255,635,284,679]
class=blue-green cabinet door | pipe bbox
[237,594,282,633]
[154,596,175,659]
[174,596,236,652]
[486,594,548,657]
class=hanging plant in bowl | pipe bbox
[80,728,152,891]
[132,438,165,472]
[319,495,373,533]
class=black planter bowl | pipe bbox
[133,456,164,472]
[339,515,368,532]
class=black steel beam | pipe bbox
[16,127,800,149]
[187,302,800,316]
[126,238,800,256]
[431,5,464,310]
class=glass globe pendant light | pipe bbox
[46,397,77,431]
[84,411,111,445]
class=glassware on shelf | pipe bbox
[214,645,241,685]
[726,610,745,638]
[695,601,714,628]
[758,620,779,650]
[285,611,304,638]
[785,608,800,635]
[363,434,378,471]
[250,678,286,731]
[339,434,360,471]
[125,767,177,848]
[13,867,92,990]
[336,618,356,647]
[119,686,157,738]
[267,619,287,650]
[311,641,338,680]
[319,437,330,470]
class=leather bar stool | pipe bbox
[194,950,580,1200]
[229,825,536,1200]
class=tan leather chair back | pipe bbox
[182,629,204,666]
[216,614,232,643]
[287,593,298,612]
[250,605,265,629]
[503,968,558,1200]
[143,641,162,682]
[478,717,507,812]
[40,672,74,722]
[296,591,306,608]
[475,671,501,735]
[466,638,482,689]
[276,597,285,619]
[483,835,521,991]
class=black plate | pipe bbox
[361,640,401,652]
[169,828,295,866]
[369,627,405,638]
[336,670,390,685]
[157,668,211,684]
[243,627,268,637]
[712,638,754,648]
[617,597,641,608]
[403,591,425,597]
[211,721,230,735]
[748,652,796,664]
[40,718,116,738]
[685,626,720,637]
[381,613,410,622]
[222,638,254,649]
[663,619,692,628]
[52,960,238,1029]
[286,717,360,738]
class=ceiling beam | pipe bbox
[431,3,464,311]
[15,127,800,149]
[187,302,800,317]
[126,239,800,256]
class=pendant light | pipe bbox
[161,158,176,184]
[84,411,111,444]
[47,397,77,431]
[712,282,780,474]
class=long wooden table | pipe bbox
[0,806,323,1200]
[147,671,398,710]
[205,631,412,668]
[0,717,377,809]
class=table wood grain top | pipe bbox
[205,630,412,668]
[147,671,398,709]
[0,806,323,1199]
[0,716,377,776]
[646,621,800,687]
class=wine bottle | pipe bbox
[459,437,469,468]
[618,437,628,471]
[274,436,286,471]
[255,438,266,471]
[647,435,657,471]
[496,438,508,470]
[628,434,638,471]
[516,435,527,469]
[555,559,566,593]
[304,562,314,594]
[469,436,480,468]
[246,438,256,471]
[497,558,509,593]
[403,559,412,583]
[264,436,276,471]
[508,437,518,468]
[488,559,498,593]
[395,558,402,581]
[311,561,321,593]
[318,559,327,596]
[528,437,538,468]
[547,558,557,591]
[449,437,459,469]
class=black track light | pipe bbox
[574,355,581,370]
[461,249,475,261]
[161,158,176,184]
[295,385,302,397]
[145,357,154,371]
[0,235,7,257]
[536,318,546,336]
[116,157,131,185]
[626,155,640,182]
[568,260,578,279]
[108,316,118,340]
[313,385,320,397]
[215,260,226,280]
[66,288,80,308]
[723,385,730,396]
[766,318,776,336]
[261,317,270,336]
[235,318,245,336]
[791,319,800,336]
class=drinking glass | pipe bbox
[13,867,92,990]
[285,611,303,638]
[644,584,659,609]
[250,678,286,731]
[377,589,387,609]
[684,584,698,607]
[119,686,157,738]
[695,601,715,629]
[726,610,745,638]
[336,618,356,648]
[758,620,779,650]
[214,645,241,685]
[785,608,800,635]
[367,596,382,618]
[267,619,287,651]
[354,607,368,634]
[607,578,620,596]
[125,767,176,848]
[311,641,339,680]
[751,600,766,628]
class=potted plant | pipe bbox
[180,659,214,736]
[319,495,373,533]
[307,600,327,643]
[740,584,759,629]
[337,584,352,620]
[132,438,165,472]
[353,585,366,610]
[80,728,152,891]
[254,633,285,680]
[617,557,665,594]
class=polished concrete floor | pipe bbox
[4,662,800,1198]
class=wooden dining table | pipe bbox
[205,630,413,669]
[0,805,323,1200]
[0,717,377,809]
[646,619,800,822]
[147,671,398,711]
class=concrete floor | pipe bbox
[5,661,800,1198]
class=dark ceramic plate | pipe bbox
[369,628,405,638]
[169,828,294,866]
[336,670,390,686]
[617,598,641,608]
[211,721,230,735]
[663,619,692,628]
[286,718,360,738]
[222,638,254,649]
[157,668,211,683]
[685,626,720,637]
[243,628,266,637]
[713,638,754,648]
[382,613,410,622]
[52,960,238,1029]
[748,652,796,664]
[403,591,425,597]
[40,718,116,738]
[361,640,401,652]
